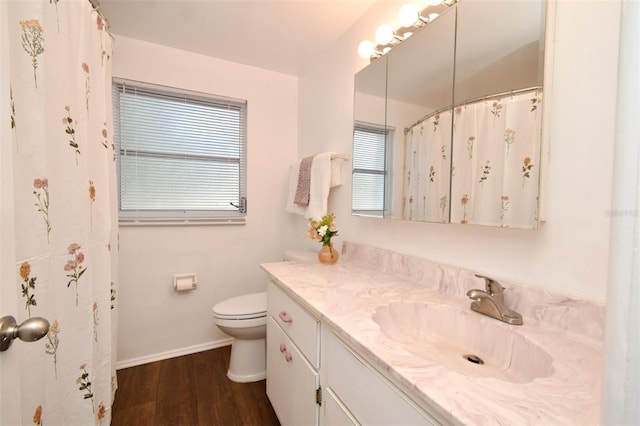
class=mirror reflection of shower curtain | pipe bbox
[402,110,452,223]
[450,90,542,228]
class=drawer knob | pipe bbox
[279,343,287,353]
[278,311,293,323]
[285,351,293,362]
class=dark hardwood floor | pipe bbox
[111,346,280,426]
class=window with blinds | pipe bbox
[113,79,247,223]
[352,123,391,217]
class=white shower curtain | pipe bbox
[450,90,542,228]
[403,109,452,222]
[7,0,118,424]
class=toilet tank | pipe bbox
[283,250,317,263]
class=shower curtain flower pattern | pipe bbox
[450,90,542,228]
[403,109,453,222]
[19,261,38,317]
[8,1,118,424]
[406,91,541,227]
[64,242,87,306]
[32,177,51,242]
[19,19,44,88]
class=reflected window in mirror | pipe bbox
[352,122,392,218]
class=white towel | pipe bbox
[330,157,343,188]
[286,152,333,220]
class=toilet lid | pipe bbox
[212,291,267,319]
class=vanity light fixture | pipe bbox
[358,0,455,61]
[398,3,427,27]
[375,24,396,45]
[398,4,441,28]
[358,40,380,59]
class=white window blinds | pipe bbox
[113,79,247,223]
[352,123,390,216]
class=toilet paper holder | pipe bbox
[173,273,197,291]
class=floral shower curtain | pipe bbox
[402,109,452,223]
[7,0,118,424]
[450,89,543,228]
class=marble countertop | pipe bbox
[260,243,603,425]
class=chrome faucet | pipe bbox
[466,274,523,325]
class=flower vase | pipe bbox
[318,243,339,264]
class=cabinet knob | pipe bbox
[278,311,293,323]
[279,343,287,353]
[285,351,293,362]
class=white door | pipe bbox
[1,1,24,422]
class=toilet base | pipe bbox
[227,337,266,383]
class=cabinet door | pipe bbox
[323,387,359,426]
[326,332,437,425]
[267,316,320,426]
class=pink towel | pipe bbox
[294,155,314,206]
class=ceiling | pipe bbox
[98,0,377,76]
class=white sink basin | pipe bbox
[372,301,554,383]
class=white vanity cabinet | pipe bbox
[266,279,442,426]
[266,280,321,426]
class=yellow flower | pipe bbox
[97,403,106,420]
[33,405,42,425]
[48,319,59,334]
[20,262,30,281]
[20,19,43,32]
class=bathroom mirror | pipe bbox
[386,6,456,222]
[352,55,388,216]
[352,6,456,221]
[352,0,546,228]
[450,0,545,228]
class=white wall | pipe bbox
[295,0,620,302]
[112,36,299,365]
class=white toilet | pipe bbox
[212,250,316,383]
[212,291,268,383]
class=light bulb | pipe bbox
[358,40,375,59]
[427,12,439,21]
[398,3,420,27]
[375,24,394,45]
[426,0,443,5]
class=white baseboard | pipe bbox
[116,338,234,370]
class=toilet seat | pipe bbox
[212,291,267,320]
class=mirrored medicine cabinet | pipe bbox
[353,0,547,229]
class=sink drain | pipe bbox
[463,354,484,365]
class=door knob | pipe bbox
[0,315,50,352]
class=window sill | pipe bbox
[118,218,246,227]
